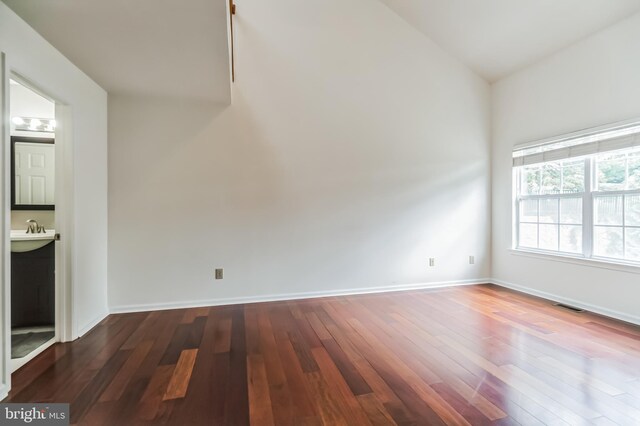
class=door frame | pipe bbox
[0,56,73,397]
[1,51,9,400]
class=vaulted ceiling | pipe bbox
[379,0,640,82]
[4,0,640,101]
[3,0,231,102]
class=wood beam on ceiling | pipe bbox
[230,1,236,82]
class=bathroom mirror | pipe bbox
[11,136,55,210]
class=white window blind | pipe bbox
[513,123,640,167]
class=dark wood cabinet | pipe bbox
[11,242,55,328]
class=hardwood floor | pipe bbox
[5,284,640,425]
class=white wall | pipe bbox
[108,0,491,311]
[9,80,55,133]
[1,1,108,397]
[9,80,53,117]
[492,13,640,324]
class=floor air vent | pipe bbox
[554,303,584,313]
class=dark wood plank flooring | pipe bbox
[5,284,640,425]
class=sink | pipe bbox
[11,229,56,252]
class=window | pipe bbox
[513,122,640,265]
[517,160,584,254]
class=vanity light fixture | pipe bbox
[12,117,56,133]
[29,118,41,130]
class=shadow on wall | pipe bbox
[388,160,491,280]
[108,93,285,216]
[107,0,491,306]
[284,156,492,284]
[107,94,287,274]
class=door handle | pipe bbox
[54,233,61,241]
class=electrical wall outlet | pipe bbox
[429,258,435,267]
[215,268,224,280]
[469,255,475,265]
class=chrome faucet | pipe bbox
[26,219,46,234]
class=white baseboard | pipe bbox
[0,383,8,401]
[109,278,491,314]
[108,277,639,327]
[75,311,108,338]
[491,278,640,326]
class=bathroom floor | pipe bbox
[11,327,54,359]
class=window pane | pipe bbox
[560,198,582,224]
[561,160,585,193]
[539,224,558,251]
[626,195,640,227]
[519,199,538,222]
[519,223,537,248]
[626,228,640,261]
[594,196,623,226]
[521,166,540,195]
[629,152,640,190]
[594,226,624,259]
[540,163,561,194]
[539,199,558,223]
[560,225,582,254]
[596,153,626,191]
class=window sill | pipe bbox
[508,248,640,275]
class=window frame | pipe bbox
[591,189,640,262]
[515,158,590,257]
[514,155,640,266]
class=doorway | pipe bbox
[8,78,57,371]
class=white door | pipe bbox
[14,142,55,205]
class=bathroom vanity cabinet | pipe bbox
[11,241,55,327]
